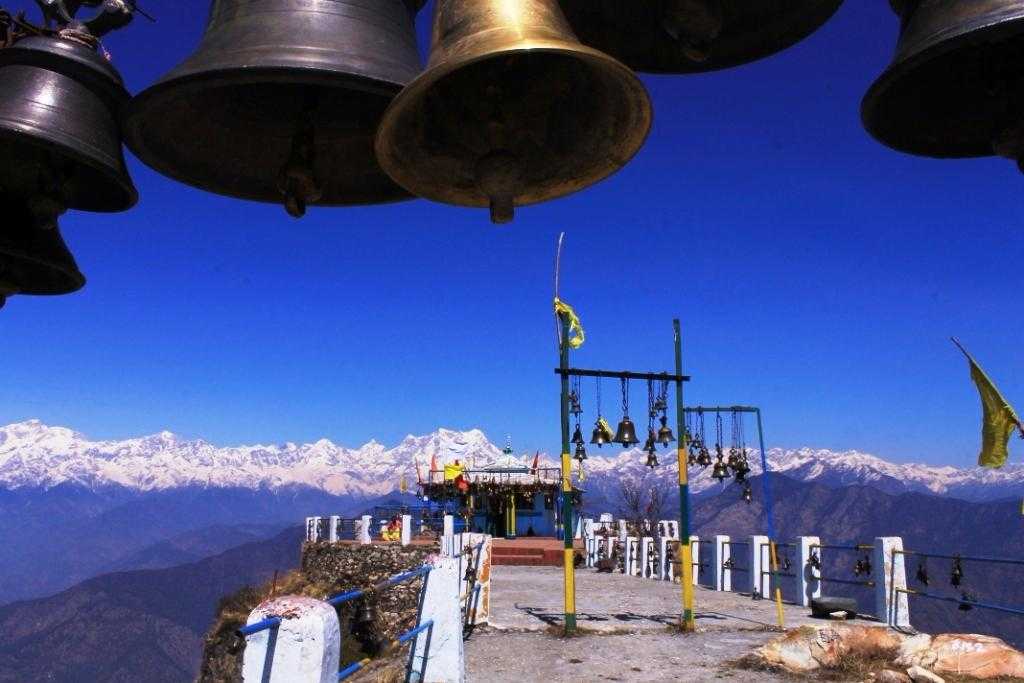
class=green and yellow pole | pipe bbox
[559,314,577,633]
[674,319,696,632]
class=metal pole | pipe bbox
[674,319,695,631]
[755,408,785,630]
[559,314,577,633]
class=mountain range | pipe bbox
[3,419,1023,501]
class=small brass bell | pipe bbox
[711,459,729,482]
[741,483,753,504]
[697,446,713,468]
[574,442,587,461]
[591,420,612,448]
[613,415,640,447]
[657,415,675,447]
[571,424,586,446]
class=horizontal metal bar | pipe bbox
[397,619,434,645]
[723,540,749,546]
[897,589,1024,617]
[895,550,1024,567]
[338,620,435,680]
[811,544,873,551]
[762,570,796,578]
[728,566,749,572]
[820,577,875,587]
[554,368,690,382]
[683,406,758,413]
[758,542,793,549]
[327,565,432,606]
[236,616,281,637]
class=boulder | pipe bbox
[878,670,911,683]
[928,633,1024,679]
[752,624,903,674]
[906,665,944,683]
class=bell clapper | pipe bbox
[278,94,323,219]
[475,150,521,225]
[663,0,722,63]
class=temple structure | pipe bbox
[418,440,582,539]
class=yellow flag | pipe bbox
[554,297,585,349]
[953,338,1023,468]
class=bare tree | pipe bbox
[617,477,673,533]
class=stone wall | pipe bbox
[198,541,435,683]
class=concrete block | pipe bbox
[875,536,911,628]
[798,536,822,607]
[358,515,372,545]
[409,558,464,683]
[401,515,412,546]
[328,516,340,543]
[714,535,731,592]
[750,535,769,597]
[242,595,339,683]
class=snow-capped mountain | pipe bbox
[1,420,1022,501]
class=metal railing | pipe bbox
[809,543,876,589]
[894,549,1024,618]
[759,541,795,582]
[721,540,749,573]
[337,620,435,681]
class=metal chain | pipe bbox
[620,377,629,416]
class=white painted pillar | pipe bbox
[798,535,822,607]
[750,535,769,597]
[617,519,628,541]
[401,515,412,546]
[874,536,911,628]
[689,535,700,586]
[358,515,372,545]
[624,537,639,575]
[640,537,654,578]
[241,596,340,683]
[713,535,731,592]
[328,516,340,543]
[305,517,317,542]
[599,512,613,531]
[443,514,454,539]
[409,558,464,683]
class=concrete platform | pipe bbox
[485,565,819,633]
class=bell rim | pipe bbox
[123,67,415,207]
[861,13,1024,158]
[558,0,845,75]
[375,39,653,210]
[0,127,137,214]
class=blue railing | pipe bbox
[326,565,432,607]
[236,616,281,637]
[337,619,435,681]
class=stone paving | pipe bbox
[465,566,825,682]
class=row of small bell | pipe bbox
[0,31,136,307]
[863,0,1024,175]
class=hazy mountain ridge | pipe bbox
[2,420,1022,501]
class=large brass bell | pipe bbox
[0,34,136,229]
[863,1,1024,172]
[613,415,640,447]
[711,458,729,482]
[591,419,614,447]
[124,0,425,217]
[571,424,586,446]
[0,194,85,308]
[375,0,652,224]
[558,0,844,74]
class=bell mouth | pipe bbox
[376,42,651,215]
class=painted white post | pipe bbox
[241,596,340,683]
[689,535,700,586]
[713,535,731,592]
[874,536,911,628]
[305,517,317,543]
[624,537,639,575]
[750,535,769,598]
[639,537,651,578]
[409,558,464,683]
[617,519,628,541]
[401,514,412,546]
[328,516,340,543]
[583,519,596,567]
[798,536,822,607]
[358,515,372,545]
[443,514,454,539]
[599,512,613,531]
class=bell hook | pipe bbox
[375,0,652,224]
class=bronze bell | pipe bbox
[862,0,1024,173]
[558,0,844,74]
[657,415,675,447]
[613,415,640,447]
[0,34,136,234]
[375,0,652,224]
[0,194,86,308]
[741,483,753,503]
[591,420,613,447]
[574,442,587,461]
[124,0,425,217]
[711,458,729,482]
[571,424,586,446]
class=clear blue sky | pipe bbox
[2,2,1022,466]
